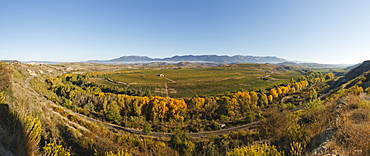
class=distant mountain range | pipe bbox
[87,55,287,64]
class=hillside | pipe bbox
[344,60,370,82]
[88,55,287,64]
[0,61,370,155]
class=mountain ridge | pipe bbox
[87,55,287,64]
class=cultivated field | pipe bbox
[90,63,304,98]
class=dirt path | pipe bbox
[216,76,246,82]
[163,77,176,83]
[281,95,293,103]
[164,82,169,97]
[105,78,137,85]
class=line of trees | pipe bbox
[45,70,331,126]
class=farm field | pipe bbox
[90,63,304,98]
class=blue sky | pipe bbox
[1,0,370,64]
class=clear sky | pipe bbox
[1,0,370,64]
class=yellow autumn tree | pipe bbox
[270,88,278,98]
[249,91,259,109]
[167,99,187,121]
[188,97,205,119]
[236,92,252,112]
[268,94,273,102]
[276,87,282,95]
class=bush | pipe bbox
[227,142,283,156]
[143,123,152,135]
[42,140,71,156]
[352,86,364,96]
[306,99,323,110]
[105,109,122,124]
[244,112,256,123]
[258,110,295,141]
[210,122,221,130]
[285,123,309,155]
[170,130,195,155]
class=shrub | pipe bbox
[42,140,71,156]
[105,109,122,124]
[285,124,309,155]
[210,122,221,130]
[22,115,42,155]
[142,123,152,135]
[258,110,295,141]
[227,142,283,156]
[352,86,364,96]
[170,130,195,155]
[289,141,305,156]
[306,99,323,110]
